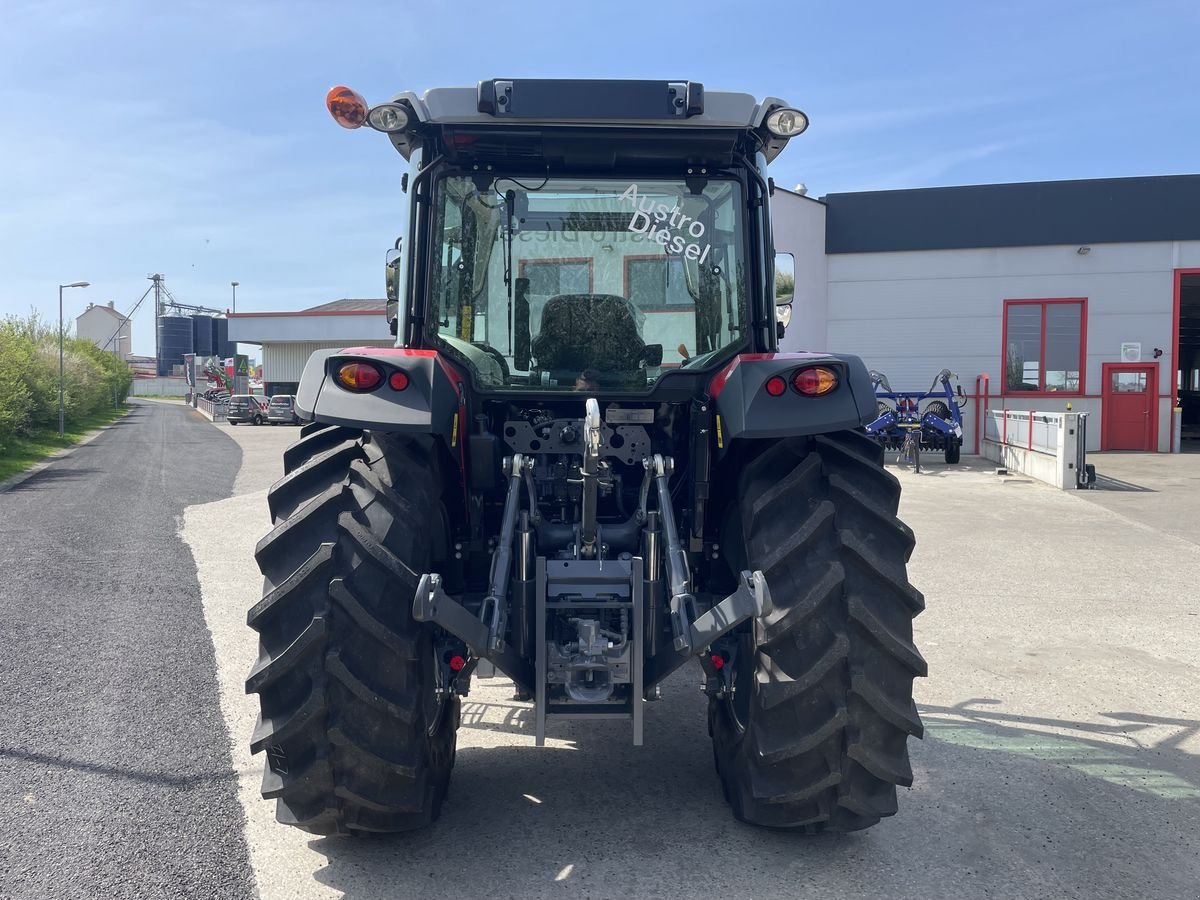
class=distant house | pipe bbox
[76,301,131,358]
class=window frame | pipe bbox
[516,257,595,296]
[1001,297,1088,397]
[622,254,697,312]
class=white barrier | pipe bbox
[131,377,191,396]
[196,397,228,422]
[981,409,1087,489]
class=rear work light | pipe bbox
[326,85,369,129]
[792,366,838,396]
[367,103,410,133]
[765,107,809,138]
[337,362,383,392]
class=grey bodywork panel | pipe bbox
[294,348,459,438]
[712,352,876,445]
[391,82,781,130]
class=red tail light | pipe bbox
[389,370,409,391]
[764,375,787,397]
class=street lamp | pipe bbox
[59,281,90,436]
[231,281,239,313]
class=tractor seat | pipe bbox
[531,293,645,375]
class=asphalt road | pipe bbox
[0,401,256,899]
[4,402,1199,899]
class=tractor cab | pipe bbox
[335,79,807,395]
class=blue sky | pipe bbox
[2,0,1196,356]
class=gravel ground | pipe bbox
[190,429,1200,900]
[0,401,256,900]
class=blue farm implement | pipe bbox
[867,368,966,471]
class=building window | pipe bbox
[1003,299,1085,394]
[625,256,694,310]
[519,258,593,298]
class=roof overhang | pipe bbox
[227,310,391,344]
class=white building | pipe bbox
[227,299,393,396]
[774,174,1200,453]
[76,301,131,358]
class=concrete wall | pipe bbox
[825,240,1200,451]
[131,377,190,396]
[771,190,829,353]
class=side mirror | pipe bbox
[385,246,401,303]
[385,245,403,338]
[775,302,792,339]
[640,344,664,367]
[774,252,795,305]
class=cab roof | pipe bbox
[383,79,799,164]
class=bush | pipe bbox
[0,311,131,449]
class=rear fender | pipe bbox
[295,348,463,444]
[709,352,876,450]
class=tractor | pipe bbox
[246,79,926,835]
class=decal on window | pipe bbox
[618,184,711,263]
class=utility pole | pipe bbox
[150,274,163,374]
[58,281,90,435]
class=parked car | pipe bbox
[227,394,268,425]
[267,394,302,425]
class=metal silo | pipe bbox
[192,315,214,356]
[213,316,235,361]
[157,315,193,375]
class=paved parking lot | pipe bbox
[182,420,1199,900]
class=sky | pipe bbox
[1,0,1197,356]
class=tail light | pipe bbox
[336,362,383,392]
[792,366,838,396]
[764,375,787,397]
[388,370,409,391]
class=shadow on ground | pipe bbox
[4,467,98,491]
[1091,474,1156,492]
[304,692,1200,900]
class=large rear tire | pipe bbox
[710,431,926,831]
[246,426,458,834]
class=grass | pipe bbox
[0,406,130,482]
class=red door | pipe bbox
[1102,364,1157,450]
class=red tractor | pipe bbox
[246,80,925,835]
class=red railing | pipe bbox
[974,374,990,454]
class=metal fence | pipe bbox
[984,409,1061,455]
[196,396,228,422]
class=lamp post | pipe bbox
[231,281,239,313]
[59,281,90,436]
